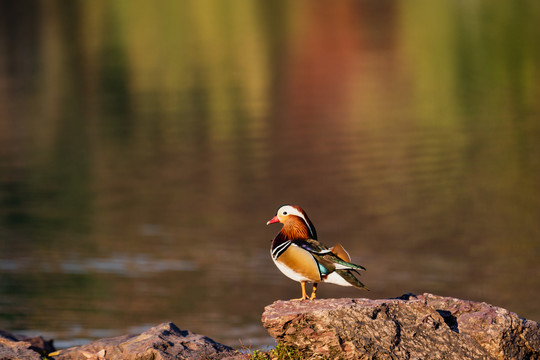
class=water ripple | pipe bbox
[0,255,197,276]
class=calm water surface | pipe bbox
[1,0,540,350]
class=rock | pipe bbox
[261,293,540,360]
[0,329,56,356]
[54,322,239,360]
[0,338,41,360]
[0,329,49,360]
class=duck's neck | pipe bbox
[271,232,289,250]
[283,220,311,240]
[271,221,310,250]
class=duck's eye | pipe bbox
[282,211,288,215]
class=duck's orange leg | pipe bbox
[291,281,309,301]
[309,283,318,300]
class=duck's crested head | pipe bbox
[266,204,317,240]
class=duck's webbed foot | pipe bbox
[291,281,310,301]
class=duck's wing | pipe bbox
[295,239,366,271]
[294,238,331,253]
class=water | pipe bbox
[1,0,539,350]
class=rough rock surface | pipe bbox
[262,293,540,360]
[0,329,55,360]
[54,322,239,360]
[0,336,42,360]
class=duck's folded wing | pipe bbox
[294,239,331,254]
[295,239,366,271]
[324,253,366,270]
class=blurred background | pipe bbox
[1,0,539,350]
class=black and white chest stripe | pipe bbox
[272,240,292,260]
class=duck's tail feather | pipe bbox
[335,269,369,291]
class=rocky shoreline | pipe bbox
[1,293,539,360]
[0,322,248,360]
[262,293,540,359]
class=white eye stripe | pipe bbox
[278,205,304,220]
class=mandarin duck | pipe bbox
[267,204,368,300]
